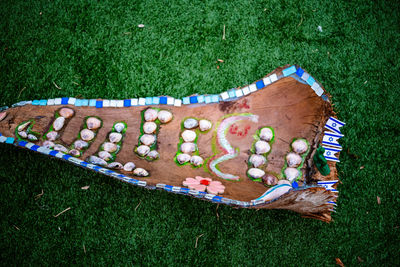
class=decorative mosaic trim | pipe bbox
[322,117,346,162]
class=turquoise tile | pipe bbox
[211,95,219,103]
[307,76,315,86]
[89,99,97,106]
[74,99,82,106]
[39,99,47,106]
[197,95,205,103]
[182,97,190,105]
[205,96,212,104]
[145,97,153,105]
[282,65,297,77]
[81,99,89,106]
[32,100,40,105]
[152,97,160,105]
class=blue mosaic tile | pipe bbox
[296,67,304,77]
[30,145,40,151]
[92,165,101,171]
[164,185,173,191]
[74,99,82,106]
[182,97,190,105]
[61,97,69,105]
[145,97,153,105]
[18,141,28,147]
[0,133,2,136]
[89,99,97,107]
[5,137,15,144]
[256,80,265,89]
[96,100,103,108]
[205,95,212,104]
[282,65,297,77]
[321,94,329,101]
[49,150,58,156]
[307,76,315,86]
[292,181,299,189]
[180,187,190,193]
[197,95,205,103]
[124,99,131,107]
[189,96,198,104]
[152,97,160,105]
[81,99,89,106]
[32,100,40,105]
[228,90,236,98]
[106,169,114,174]
[159,96,167,104]
[80,161,88,166]
[211,95,219,103]
[212,196,223,203]
[39,99,47,106]
[62,154,72,160]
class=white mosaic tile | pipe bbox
[131,98,138,106]
[47,99,55,106]
[37,147,51,154]
[0,136,7,143]
[110,100,117,107]
[138,98,146,105]
[68,97,76,105]
[174,99,182,107]
[137,181,147,187]
[301,72,310,81]
[172,186,181,192]
[103,100,110,107]
[242,86,251,95]
[167,97,174,105]
[116,100,124,107]
[315,86,324,96]
[25,142,35,149]
[235,89,244,97]
[249,84,257,93]
[263,77,272,85]
[54,98,62,105]
[269,73,278,82]
[220,91,229,100]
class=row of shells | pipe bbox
[16,120,39,141]
[87,157,149,177]
[283,139,308,182]
[247,127,274,182]
[43,108,75,144]
[94,122,126,163]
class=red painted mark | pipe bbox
[238,99,250,109]
[229,124,251,138]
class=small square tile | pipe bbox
[138,98,146,105]
[145,97,153,105]
[249,84,257,92]
[88,99,96,106]
[315,87,324,96]
[228,90,236,98]
[80,161,88,167]
[124,99,131,107]
[205,95,212,104]
[212,196,222,203]
[242,86,251,95]
[263,77,271,85]
[307,76,315,86]
[159,96,167,104]
[182,97,190,105]
[131,98,138,106]
[137,181,147,187]
[116,100,124,107]
[220,92,229,100]
[189,96,198,104]
[32,100,40,105]
[256,80,265,89]
[62,154,72,160]
[296,67,304,77]
[25,142,35,149]
[5,137,14,144]
[172,186,181,192]
[61,97,69,105]
[68,97,76,105]
[18,141,28,147]
[0,136,7,143]
[211,95,219,103]
[282,65,297,77]
[54,98,62,105]
[311,82,320,91]
[30,144,40,151]
[37,146,51,154]
[321,94,329,101]
[81,99,89,106]
[301,72,310,81]
[74,99,82,106]
[174,99,182,106]
[269,73,278,82]
[47,99,55,105]
[103,99,110,107]
[96,100,103,108]
[197,95,205,103]
[152,97,160,105]
[167,97,174,105]
[156,183,166,189]
[110,100,117,107]
[49,150,58,157]
[235,89,243,97]
[39,100,47,106]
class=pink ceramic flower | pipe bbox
[183,176,225,195]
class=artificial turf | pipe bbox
[1,0,399,265]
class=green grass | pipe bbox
[1,0,399,265]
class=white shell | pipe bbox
[147,150,159,160]
[28,134,38,141]
[255,140,271,154]
[247,168,265,179]
[69,149,81,157]
[18,131,28,138]
[249,154,266,168]
[42,140,55,148]
[183,118,198,129]
[199,119,212,132]
[284,167,300,182]
[133,168,149,177]
[107,162,123,169]
[80,129,95,141]
[103,142,118,153]
[262,174,278,186]
[109,132,122,143]
[177,153,191,164]
[190,155,204,166]
[181,130,196,142]
[291,139,308,154]
[143,122,157,134]
[140,134,156,146]
[53,117,65,131]
[86,117,102,130]
[54,144,68,153]
[46,131,58,141]
[59,108,74,118]
[181,142,196,154]
[0,111,6,122]
[98,151,113,161]
[157,110,173,123]
[259,127,273,141]
[18,121,30,132]
[144,108,159,122]
[74,140,88,150]
[136,145,150,156]
[88,155,107,166]
[286,152,302,168]
[123,162,136,171]
[114,123,125,133]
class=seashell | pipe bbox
[54,144,69,153]
[109,132,122,143]
[143,122,157,134]
[0,111,7,122]
[46,131,58,141]
[190,155,204,166]
[144,108,159,122]
[259,127,273,142]
[98,151,113,161]
[257,180,292,202]
[249,154,266,168]
[123,162,136,171]
[255,140,271,154]
[80,129,95,141]
[59,108,74,118]
[157,110,173,123]
[114,122,125,133]
[74,140,88,150]
[53,117,65,131]
[17,121,30,132]
[291,139,308,154]
[247,168,266,179]
[18,131,28,138]
[278,180,292,186]
[181,142,196,154]
[69,149,81,157]
[88,155,107,166]
[28,134,38,141]
[42,140,55,148]
[286,152,302,168]
[86,117,102,130]
[177,153,191,164]
[133,168,149,177]
[107,162,123,169]
[284,167,300,182]
[199,119,212,132]
[262,174,278,186]
[103,142,118,153]
[147,150,159,160]
[183,118,198,129]
[136,145,150,156]
[181,130,196,142]
[140,134,156,146]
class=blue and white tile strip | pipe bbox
[322,116,346,162]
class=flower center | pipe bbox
[200,179,210,186]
